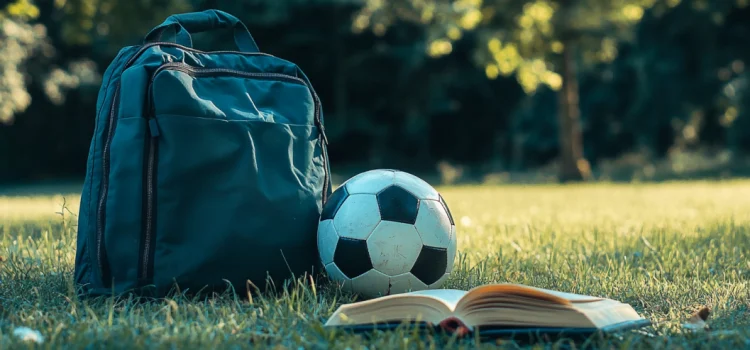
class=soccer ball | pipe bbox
[317,169,456,298]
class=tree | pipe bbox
[352,0,675,181]
[0,0,47,124]
[0,0,113,125]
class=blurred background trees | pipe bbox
[351,0,674,181]
[1,0,750,184]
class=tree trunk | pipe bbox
[557,41,590,182]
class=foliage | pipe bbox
[54,0,193,50]
[2,181,750,347]
[352,0,674,93]
[3,0,750,181]
[0,0,46,123]
[0,0,102,125]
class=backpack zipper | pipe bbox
[126,41,277,67]
[94,83,121,286]
[138,118,158,285]
[136,62,330,284]
[150,62,309,87]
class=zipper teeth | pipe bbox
[125,42,276,68]
[96,84,120,283]
[142,137,156,279]
[153,63,307,85]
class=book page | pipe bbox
[403,289,467,311]
[520,286,605,303]
[457,284,607,313]
[324,289,466,327]
[570,299,643,327]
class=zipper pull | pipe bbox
[315,118,328,145]
[148,119,160,138]
[319,125,329,145]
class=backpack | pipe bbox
[74,10,331,298]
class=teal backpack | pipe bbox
[74,10,331,297]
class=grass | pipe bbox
[1,180,749,349]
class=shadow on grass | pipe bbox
[1,201,748,348]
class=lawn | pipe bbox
[1,180,749,349]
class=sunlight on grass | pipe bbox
[1,180,749,348]
[438,180,750,262]
[0,194,80,221]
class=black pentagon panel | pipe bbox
[333,237,373,278]
[321,185,349,221]
[439,194,455,226]
[411,246,447,285]
[376,185,419,224]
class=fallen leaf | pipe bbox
[693,307,711,322]
[683,306,711,331]
[13,327,45,344]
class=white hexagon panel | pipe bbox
[344,169,395,194]
[325,262,352,292]
[414,199,453,248]
[333,194,381,240]
[351,269,391,298]
[393,171,440,200]
[389,273,428,294]
[367,221,423,276]
[317,219,338,265]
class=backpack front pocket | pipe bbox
[141,64,327,295]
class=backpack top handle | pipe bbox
[144,9,260,53]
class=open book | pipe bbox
[325,284,649,336]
